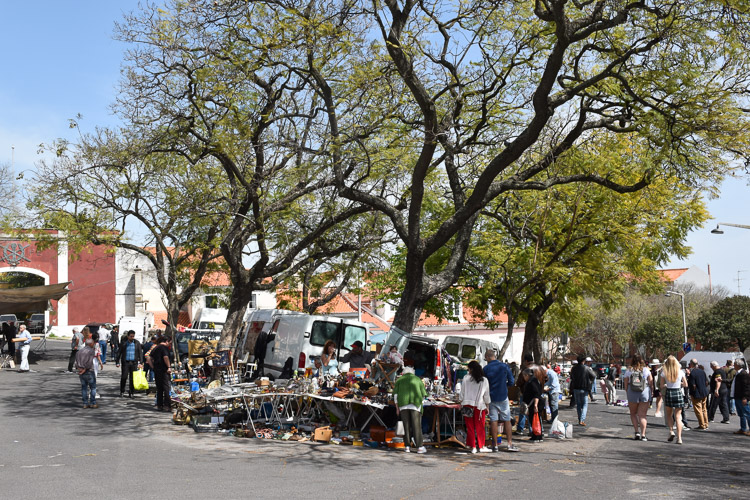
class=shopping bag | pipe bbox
[564,421,573,439]
[549,417,565,439]
[133,369,149,391]
[531,412,542,436]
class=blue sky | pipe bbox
[2,1,749,295]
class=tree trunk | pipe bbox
[219,285,254,351]
[392,264,428,335]
[523,310,543,364]
[498,315,515,361]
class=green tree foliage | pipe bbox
[306,0,750,333]
[633,314,685,360]
[29,124,223,332]
[460,130,713,361]
[695,295,750,353]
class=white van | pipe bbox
[259,312,369,378]
[679,351,746,377]
[442,335,500,366]
[117,316,151,343]
[191,307,228,330]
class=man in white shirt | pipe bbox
[98,325,111,365]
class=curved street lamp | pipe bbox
[711,222,750,234]
[665,290,688,345]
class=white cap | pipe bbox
[585,357,592,362]
[73,327,80,333]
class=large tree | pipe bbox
[113,1,391,350]
[695,295,750,353]
[30,126,223,332]
[311,0,750,334]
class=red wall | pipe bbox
[67,245,116,325]
[1,233,116,326]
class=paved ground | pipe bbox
[1,341,748,499]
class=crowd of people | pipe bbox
[67,325,175,411]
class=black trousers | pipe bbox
[154,369,171,409]
[120,360,138,394]
[709,391,730,421]
[68,349,77,372]
[4,335,15,356]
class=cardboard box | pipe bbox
[314,426,332,442]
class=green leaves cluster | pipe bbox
[695,295,750,353]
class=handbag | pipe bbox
[461,379,482,418]
[531,412,542,436]
[133,369,149,391]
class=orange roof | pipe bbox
[659,268,689,282]
[152,310,192,328]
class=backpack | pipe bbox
[630,368,645,392]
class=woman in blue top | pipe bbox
[320,340,339,376]
[17,324,33,372]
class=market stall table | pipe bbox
[423,400,466,448]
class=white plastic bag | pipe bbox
[549,417,565,439]
[564,421,573,439]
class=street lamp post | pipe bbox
[711,222,750,234]
[665,290,688,345]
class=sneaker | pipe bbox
[416,446,427,454]
[491,445,499,453]
[479,447,492,453]
[721,420,730,424]
[634,433,641,440]
[471,447,478,454]
[682,426,690,431]
[640,436,648,441]
[506,444,519,452]
[654,412,663,418]
[668,434,675,442]
[404,447,410,453]
[676,439,683,444]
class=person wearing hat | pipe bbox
[67,327,84,373]
[339,340,372,369]
[650,359,664,418]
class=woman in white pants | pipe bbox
[17,325,32,372]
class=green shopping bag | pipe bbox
[133,369,149,391]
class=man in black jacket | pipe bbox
[708,361,730,423]
[731,359,750,436]
[570,354,596,426]
[688,359,710,430]
[116,330,143,398]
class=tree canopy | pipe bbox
[695,295,750,353]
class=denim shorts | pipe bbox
[488,399,511,422]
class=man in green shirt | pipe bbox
[394,356,427,453]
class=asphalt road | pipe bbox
[1,341,747,500]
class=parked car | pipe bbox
[26,313,45,333]
[590,362,609,378]
[0,314,18,325]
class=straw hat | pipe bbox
[649,359,661,366]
